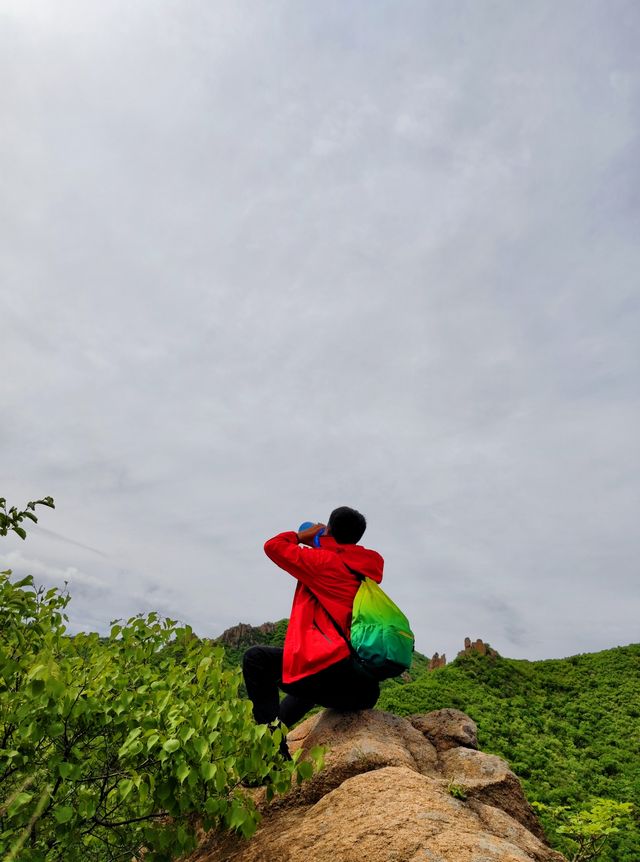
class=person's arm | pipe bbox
[263,528,335,590]
[297,522,326,547]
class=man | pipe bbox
[242,506,383,754]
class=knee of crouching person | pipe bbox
[242,645,262,671]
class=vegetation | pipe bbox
[446,781,468,801]
[0,497,55,541]
[0,501,319,862]
[533,798,634,862]
[378,647,639,862]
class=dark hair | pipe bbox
[328,506,367,544]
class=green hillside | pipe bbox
[220,625,639,861]
[382,644,639,861]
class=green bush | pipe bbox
[0,570,315,862]
[534,798,634,862]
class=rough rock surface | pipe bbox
[216,622,278,648]
[283,708,439,804]
[409,707,478,752]
[458,637,499,658]
[439,747,546,842]
[189,709,565,862]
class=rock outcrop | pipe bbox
[409,707,478,753]
[428,652,447,670]
[458,637,498,659]
[428,638,499,669]
[190,708,564,862]
[216,622,279,648]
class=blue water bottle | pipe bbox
[298,521,325,547]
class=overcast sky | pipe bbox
[2,1,639,663]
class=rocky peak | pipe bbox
[427,637,498,670]
[458,636,499,659]
[190,708,564,862]
[429,651,447,670]
[216,621,279,648]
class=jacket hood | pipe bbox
[318,535,384,583]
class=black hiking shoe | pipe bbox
[278,738,292,761]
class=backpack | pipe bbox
[319,570,415,681]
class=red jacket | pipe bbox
[263,531,384,683]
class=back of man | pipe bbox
[242,506,382,753]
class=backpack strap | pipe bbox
[344,565,365,582]
[312,565,364,662]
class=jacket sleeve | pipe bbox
[264,531,339,592]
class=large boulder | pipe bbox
[283,708,439,804]
[189,709,565,862]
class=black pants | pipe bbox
[242,645,380,728]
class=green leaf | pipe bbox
[180,725,195,743]
[29,678,45,695]
[118,779,134,801]
[163,738,180,753]
[176,762,190,784]
[118,727,142,756]
[200,761,216,781]
[58,761,80,779]
[204,797,220,815]
[194,737,209,761]
[54,806,74,824]
[296,760,314,780]
[12,575,33,588]
[13,526,27,540]
[147,733,160,751]
[77,795,97,818]
[138,779,149,805]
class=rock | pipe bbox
[458,637,498,658]
[428,652,447,670]
[410,708,478,752]
[468,798,561,862]
[192,766,564,862]
[216,622,279,648]
[439,747,545,841]
[284,708,438,803]
[188,709,563,862]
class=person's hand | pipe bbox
[297,523,326,546]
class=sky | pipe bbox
[1,0,639,663]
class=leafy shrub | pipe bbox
[0,571,315,861]
[0,496,55,541]
[534,798,634,862]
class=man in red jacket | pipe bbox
[242,507,382,754]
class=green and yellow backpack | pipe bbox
[321,569,415,680]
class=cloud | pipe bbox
[3,550,107,592]
[1,1,639,661]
